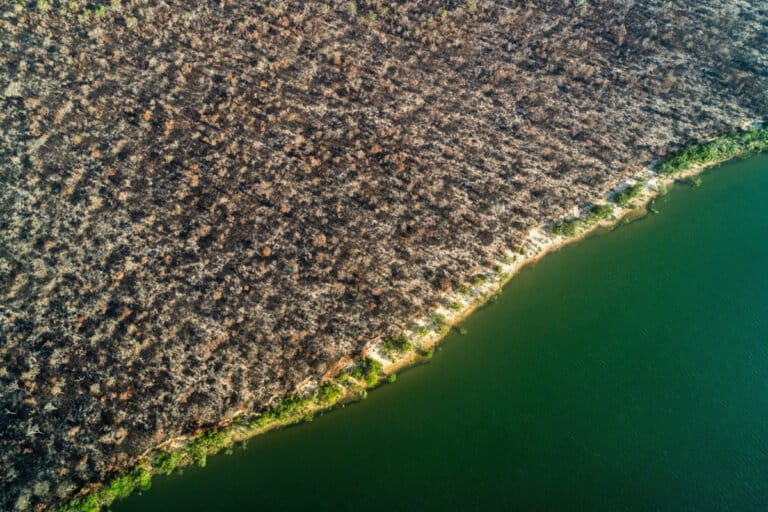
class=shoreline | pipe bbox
[59,122,767,512]
[369,123,767,375]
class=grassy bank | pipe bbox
[58,123,766,512]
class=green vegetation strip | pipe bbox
[59,357,387,512]
[658,124,768,176]
[551,123,767,237]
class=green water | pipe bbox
[116,154,768,512]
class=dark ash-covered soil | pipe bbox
[1,0,766,509]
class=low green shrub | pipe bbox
[381,336,411,359]
[350,357,383,386]
[470,274,488,286]
[414,324,430,337]
[584,203,613,224]
[153,450,182,476]
[612,182,644,207]
[551,218,581,237]
[316,381,342,405]
[429,313,450,335]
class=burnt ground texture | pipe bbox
[1,0,767,509]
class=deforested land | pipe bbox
[1,1,767,511]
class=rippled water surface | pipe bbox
[116,154,768,511]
